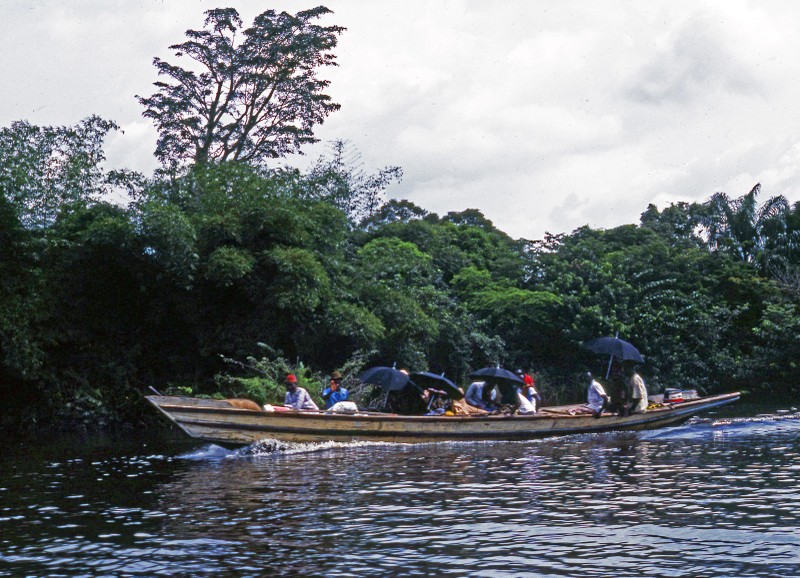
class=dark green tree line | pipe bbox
[4,4,800,431]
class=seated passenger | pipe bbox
[321,370,349,409]
[465,381,497,411]
[517,390,537,414]
[385,383,427,415]
[607,362,627,414]
[586,372,610,417]
[283,374,319,410]
[520,372,542,412]
[422,387,451,415]
[496,380,521,414]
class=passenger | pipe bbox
[465,381,497,411]
[283,374,319,410]
[321,370,349,409]
[625,364,648,414]
[517,389,537,414]
[516,369,542,412]
[607,362,627,414]
[496,380,521,414]
[422,387,451,415]
[385,383,427,415]
[586,372,610,417]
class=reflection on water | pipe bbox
[2,409,800,576]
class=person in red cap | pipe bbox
[516,369,542,412]
[283,374,318,410]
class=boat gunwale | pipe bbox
[145,392,740,446]
[146,392,740,424]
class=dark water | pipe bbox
[2,405,800,577]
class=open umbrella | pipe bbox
[359,366,415,392]
[583,337,644,363]
[469,367,524,384]
[410,372,464,400]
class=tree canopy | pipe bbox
[3,4,800,432]
[138,6,344,168]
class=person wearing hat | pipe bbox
[321,370,349,409]
[284,374,319,410]
[515,369,541,411]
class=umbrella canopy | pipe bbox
[583,337,644,363]
[469,367,524,384]
[359,366,415,392]
[410,372,464,400]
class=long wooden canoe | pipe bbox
[146,392,740,447]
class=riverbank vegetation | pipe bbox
[2,5,800,431]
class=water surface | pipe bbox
[2,405,799,577]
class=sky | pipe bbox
[4,0,800,240]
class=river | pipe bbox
[2,403,799,577]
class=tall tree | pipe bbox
[700,183,789,267]
[0,116,126,228]
[138,6,344,168]
[301,140,403,222]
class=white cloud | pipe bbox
[4,0,800,239]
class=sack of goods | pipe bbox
[327,401,358,413]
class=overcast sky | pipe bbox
[4,1,800,239]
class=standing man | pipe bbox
[284,374,319,410]
[321,370,349,409]
[625,364,648,414]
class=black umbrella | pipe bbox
[583,337,644,363]
[469,367,524,384]
[359,366,415,392]
[410,372,464,400]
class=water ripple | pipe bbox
[2,408,800,576]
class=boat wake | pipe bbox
[175,409,800,457]
[643,409,800,441]
[233,438,403,457]
[177,444,233,460]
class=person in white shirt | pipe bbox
[586,372,610,417]
[625,365,648,414]
[517,390,537,414]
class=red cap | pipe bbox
[524,374,534,386]
[286,374,298,383]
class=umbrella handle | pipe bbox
[382,390,391,409]
[605,355,614,380]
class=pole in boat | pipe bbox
[604,331,619,380]
[381,361,398,408]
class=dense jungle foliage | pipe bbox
[3,6,800,431]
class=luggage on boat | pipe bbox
[327,401,358,413]
[664,388,684,403]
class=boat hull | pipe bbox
[146,392,740,447]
